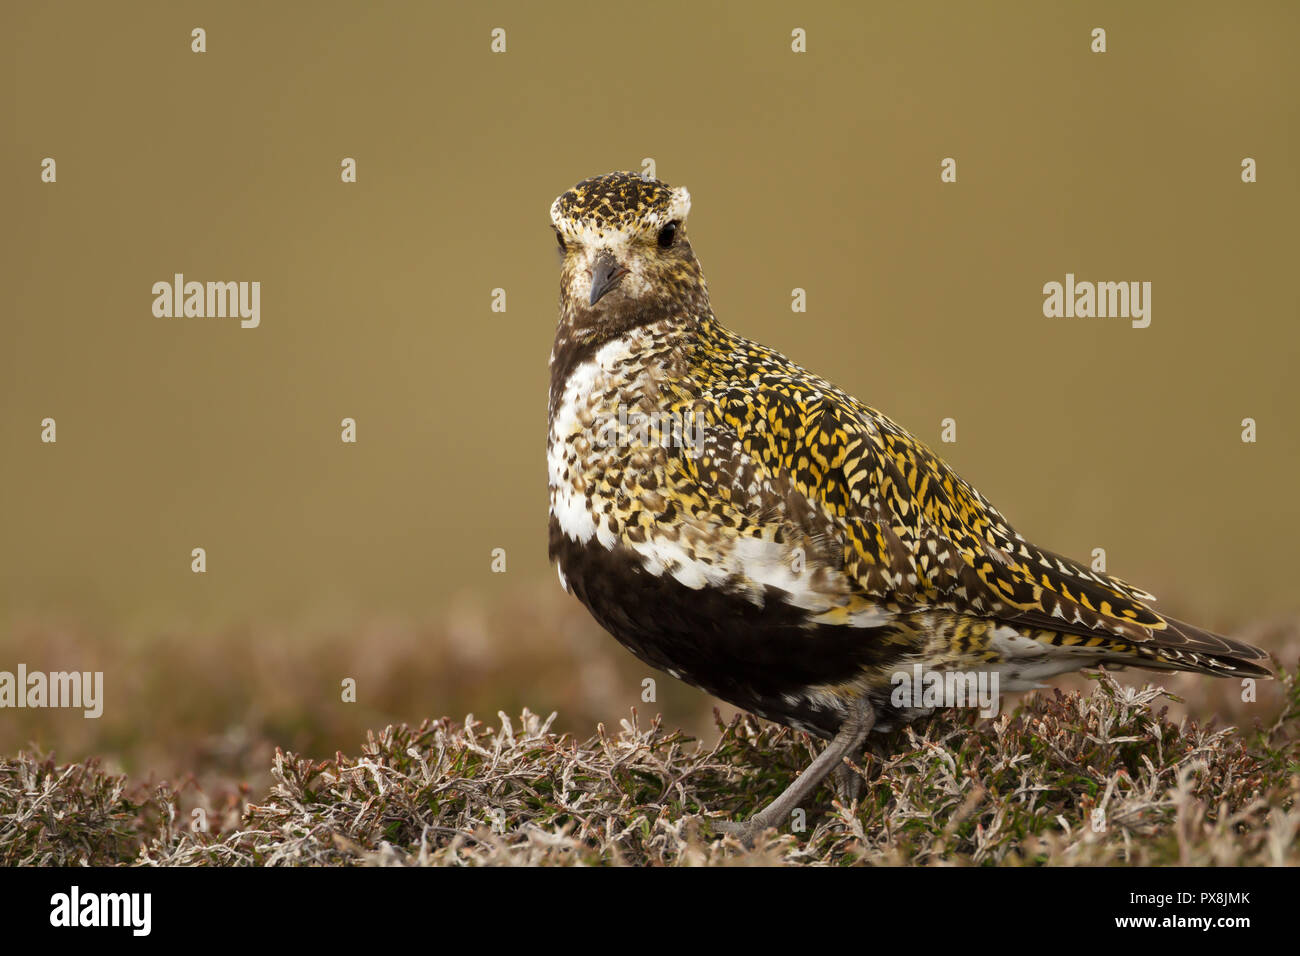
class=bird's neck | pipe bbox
[548,306,717,419]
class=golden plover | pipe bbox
[545,171,1272,842]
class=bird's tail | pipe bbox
[1103,616,1274,679]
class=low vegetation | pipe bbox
[4,669,1297,866]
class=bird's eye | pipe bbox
[657,221,679,249]
[554,228,566,251]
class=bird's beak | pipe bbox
[588,252,630,306]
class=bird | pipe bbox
[545,170,1273,843]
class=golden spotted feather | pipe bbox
[677,322,1264,671]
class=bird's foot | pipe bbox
[711,811,782,849]
[833,759,866,805]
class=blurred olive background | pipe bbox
[2,2,1298,781]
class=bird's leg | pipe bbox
[715,697,876,846]
[837,733,886,799]
[833,757,866,805]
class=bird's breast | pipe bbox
[548,333,674,551]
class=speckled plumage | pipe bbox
[547,171,1272,744]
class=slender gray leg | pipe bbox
[715,697,876,846]
[833,758,865,804]
[836,732,884,800]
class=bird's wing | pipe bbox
[699,373,1192,648]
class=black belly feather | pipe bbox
[549,517,905,738]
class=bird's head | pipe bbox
[550,172,709,339]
